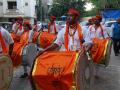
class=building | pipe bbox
[0,0,36,23]
[36,0,53,21]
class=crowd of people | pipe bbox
[0,8,120,80]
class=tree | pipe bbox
[88,0,120,10]
[49,0,85,20]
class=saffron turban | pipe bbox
[67,8,80,16]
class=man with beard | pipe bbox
[36,8,92,57]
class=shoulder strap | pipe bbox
[0,30,8,54]
[99,25,105,39]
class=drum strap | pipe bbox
[48,22,57,34]
[90,25,105,39]
[64,23,83,51]
[0,30,8,54]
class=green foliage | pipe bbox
[49,0,85,20]
[89,0,120,9]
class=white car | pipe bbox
[55,21,66,30]
[104,20,116,37]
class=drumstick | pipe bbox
[86,51,91,61]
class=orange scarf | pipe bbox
[33,24,38,31]
[48,22,57,34]
[0,31,8,54]
[64,23,83,51]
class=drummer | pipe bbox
[36,8,92,57]
[12,16,24,36]
[47,15,59,34]
[20,21,34,78]
[33,18,41,32]
[0,24,14,55]
[89,15,109,39]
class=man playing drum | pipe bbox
[11,17,24,42]
[0,25,14,55]
[89,15,109,39]
[47,16,59,34]
[0,24,14,90]
[36,8,92,57]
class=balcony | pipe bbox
[3,9,24,17]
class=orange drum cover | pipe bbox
[11,32,20,43]
[11,32,29,67]
[11,43,24,67]
[0,55,13,90]
[37,32,56,48]
[32,31,39,43]
[32,51,80,90]
[91,38,109,64]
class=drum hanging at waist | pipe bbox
[0,54,13,90]
[11,42,38,67]
[30,50,94,90]
[37,31,56,48]
[11,42,25,67]
[91,38,112,64]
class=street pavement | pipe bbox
[9,47,120,90]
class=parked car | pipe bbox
[104,20,116,27]
[0,22,12,32]
[104,20,116,37]
[80,21,88,26]
[55,21,66,30]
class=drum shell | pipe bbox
[31,50,94,90]
[100,40,112,66]
[91,38,110,64]
[22,43,38,67]
[0,54,13,90]
[37,32,56,49]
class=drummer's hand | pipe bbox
[16,23,20,29]
[82,42,92,51]
[36,50,44,58]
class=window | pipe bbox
[0,2,3,6]
[7,1,17,9]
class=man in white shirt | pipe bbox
[0,26,14,55]
[48,16,59,34]
[36,8,92,57]
[89,16,109,39]
[12,17,24,36]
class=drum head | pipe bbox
[0,55,13,90]
[22,43,38,67]
[76,51,94,90]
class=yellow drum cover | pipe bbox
[0,54,13,90]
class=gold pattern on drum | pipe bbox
[47,64,64,77]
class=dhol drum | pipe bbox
[91,38,112,66]
[0,54,13,90]
[37,31,56,49]
[11,31,38,67]
[30,50,94,90]
[11,43,38,67]
[101,39,112,66]
[22,43,38,67]
[11,42,25,67]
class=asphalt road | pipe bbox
[9,47,120,90]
